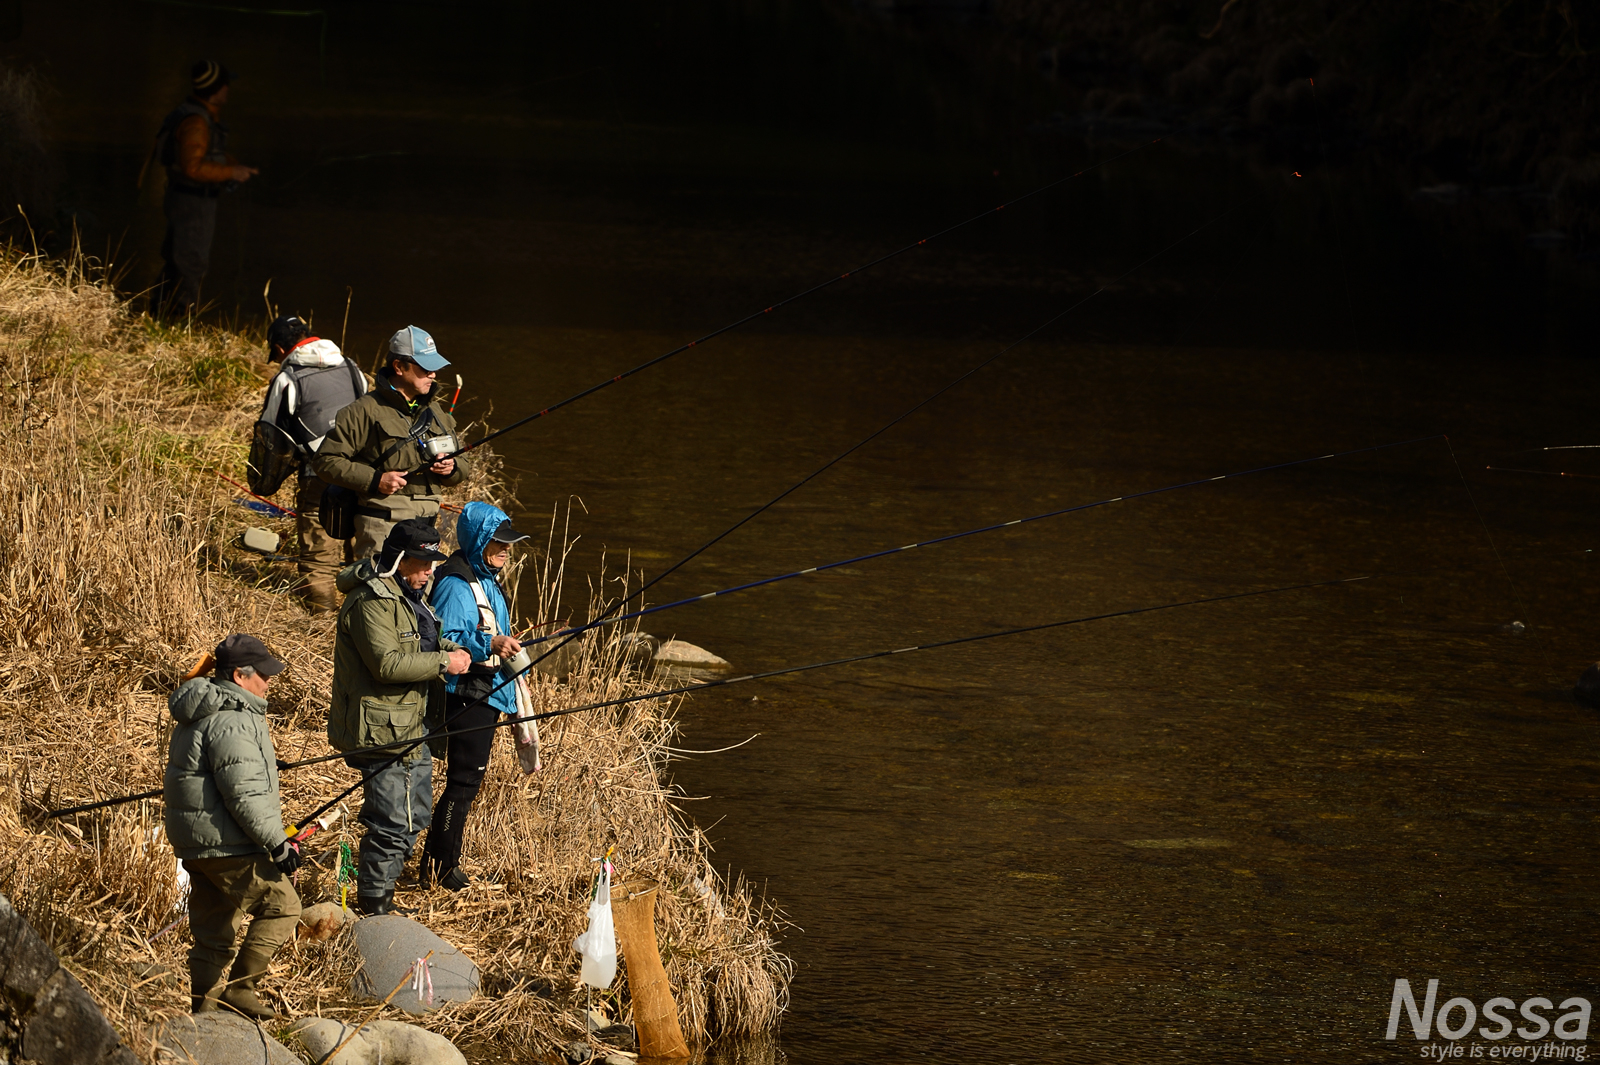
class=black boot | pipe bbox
[422,796,473,891]
[356,891,416,917]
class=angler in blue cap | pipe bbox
[422,501,538,890]
[315,326,470,560]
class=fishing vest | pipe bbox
[157,99,228,195]
[277,359,366,457]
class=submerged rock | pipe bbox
[156,1013,298,1065]
[654,639,729,667]
[562,1040,593,1063]
[350,916,479,1014]
[289,1018,467,1065]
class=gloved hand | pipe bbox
[270,839,302,875]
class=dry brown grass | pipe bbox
[0,247,791,1062]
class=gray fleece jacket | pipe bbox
[162,677,288,860]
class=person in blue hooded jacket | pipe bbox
[422,501,532,889]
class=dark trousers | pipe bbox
[347,754,432,898]
[422,693,498,874]
[182,854,300,994]
[159,189,217,312]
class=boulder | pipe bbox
[298,901,350,943]
[154,1013,299,1065]
[653,640,728,667]
[288,1017,467,1065]
[350,916,478,1015]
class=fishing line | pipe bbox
[409,137,1165,476]
[1485,466,1600,481]
[268,574,1374,831]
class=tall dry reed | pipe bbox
[0,247,790,1063]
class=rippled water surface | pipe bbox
[27,3,1600,1060]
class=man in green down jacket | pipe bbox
[330,518,470,914]
[163,634,303,1018]
[314,326,470,561]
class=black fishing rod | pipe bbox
[272,573,1375,832]
[1485,466,1600,481]
[404,138,1164,477]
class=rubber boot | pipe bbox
[357,890,417,917]
[422,796,472,891]
[220,945,278,1020]
[190,958,228,1014]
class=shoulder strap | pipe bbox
[344,358,365,398]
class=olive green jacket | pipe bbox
[313,370,470,522]
[163,677,287,860]
[329,559,463,764]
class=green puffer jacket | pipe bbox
[329,559,463,764]
[312,370,469,522]
[163,677,287,860]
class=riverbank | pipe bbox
[0,247,790,1063]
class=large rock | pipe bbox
[0,892,138,1065]
[154,1013,299,1065]
[289,1017,467,1065]
[350,916,479,1015]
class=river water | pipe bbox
[21,2,1600,1061]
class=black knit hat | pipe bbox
[191,60,232,98]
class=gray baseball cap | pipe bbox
[388,325,450,372]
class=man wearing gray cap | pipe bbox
[163,634,301,1018]
[315,326,471,561]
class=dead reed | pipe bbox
[0,247,791,1063]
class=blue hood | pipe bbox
[456,500,509,580]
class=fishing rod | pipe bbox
[1485,466,1600,481]
[403,138,1164,478]
[272,573,1375,832]
[45,424,1411,821]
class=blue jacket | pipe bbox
[432,501,517,715]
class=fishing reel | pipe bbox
[422,433,457,462]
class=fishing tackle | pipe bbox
[403,139,1164,477]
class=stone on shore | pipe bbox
[350,915,479,1015]
[654,639,729,667]
[289,1017,467,1065]
[155,1013,299,1065]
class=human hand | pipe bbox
[445,649,472,675]
[270,839,301,875]
[378,470,408,495]
[490,634,522,657]
[429,457,455,476]
[231,165,259,183]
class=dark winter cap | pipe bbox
[388,325,450,372]
[490,519,530,545]
[191,60,233,98]
[384,517,449,563]
[214,633,285,678]
[266,315,311,358]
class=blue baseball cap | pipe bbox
[388,325,451,372]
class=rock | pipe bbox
[585,1006,609,1031]
[289,1018,467,1065]
[603,1055,636,1065]
[595,1024,637,1050]
[350,915,479,1015]
[155,1013,299,1065]
[0,891,138,1065]
[562,1040,593,1063]
[297,901,349,943]
[653,639,728,667]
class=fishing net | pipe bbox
[246,419,299,496]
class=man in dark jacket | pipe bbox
[152,60,257,313]
[314,326,469,561]
[163,634,302,1018]
[329,519,470,914]
[254,314,367,611]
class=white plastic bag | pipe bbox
[572,860,616,989]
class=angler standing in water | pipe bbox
[329,519,471,915]
[315,326,469,561]
[163,635,302,1018]
[151,60,257,313]
[422,501,538,891]
[253,314,367,611]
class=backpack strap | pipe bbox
[466,577,502,670]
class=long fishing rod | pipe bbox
[405,138,1163,477]
[1485,466,1600,481]
[273,573,1374,832]
[501,435,1441,650]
